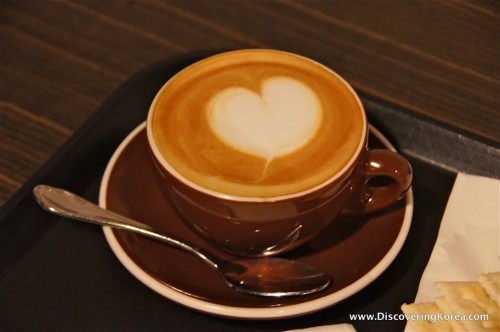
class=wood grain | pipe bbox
[1,0,498,207]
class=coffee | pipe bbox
[149,50,364,198]
[147,50,412,256]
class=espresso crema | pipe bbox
[150,50,364,198]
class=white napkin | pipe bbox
[414,173,500,302]
[284,323,356,332]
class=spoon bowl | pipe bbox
[33,185,331,297]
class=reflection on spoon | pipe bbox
[33,185,331,297]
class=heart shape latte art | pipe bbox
[208,76,322,160]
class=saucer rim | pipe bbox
[99,122,414,319]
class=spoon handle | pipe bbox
[33,185,220,270]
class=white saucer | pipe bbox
[99,122,413,319]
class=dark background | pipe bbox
[1,0,499,206]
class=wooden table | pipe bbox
[1,1,498,207]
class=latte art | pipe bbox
[149,50,364,198]
[208,76,322,160]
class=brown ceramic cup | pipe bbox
[146,50,412,256]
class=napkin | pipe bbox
[284,323,356,332]
[414,173,500,302]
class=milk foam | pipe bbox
[151,50,365,198]
[208,76,322,160]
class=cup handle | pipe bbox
[342,149,412,215]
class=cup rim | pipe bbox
[146,49,367,203]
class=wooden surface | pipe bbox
[1,0,499,208]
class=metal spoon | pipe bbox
[33,185,330,297]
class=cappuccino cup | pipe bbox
[147,49,412,256]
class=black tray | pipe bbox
[1,51,498,331]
